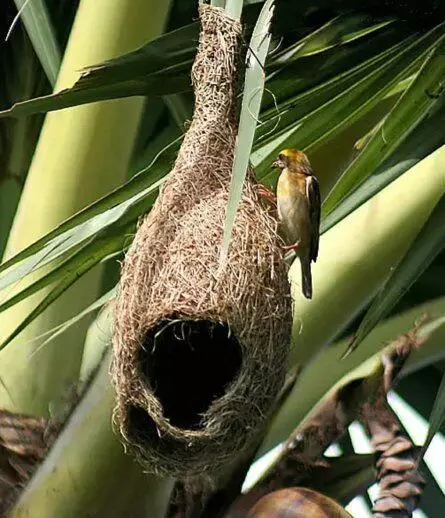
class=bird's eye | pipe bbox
[278,154,284,161]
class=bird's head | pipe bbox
[272,149,311,174]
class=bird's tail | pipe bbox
[300,255,312,299]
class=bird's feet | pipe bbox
[283,242,300,252]
[255,184,277,203]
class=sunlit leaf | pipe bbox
[0,75,189,118]
[271,14,395,66]
[0,223,132,351]
[345,195,445,357]
[26,287,115,356]
[323,32,445,215]
[220,0,273,265]
[0,23,198,118]
[0,13,405,122]
[0,222,130,318]
[256,23,444,181]
[256,33,412,156]
[262,20,408,112]
[0,138,179,292]
[84,22,198,81]
[11,0,61,85]
[321,102,445,234]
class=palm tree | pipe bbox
[0,0,444,516]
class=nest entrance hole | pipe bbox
[141,319,242,430]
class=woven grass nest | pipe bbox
[112,4,292,479]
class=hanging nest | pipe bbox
[111,4,292,480]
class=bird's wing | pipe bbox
[306,175,321,262]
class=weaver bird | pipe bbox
[273,149,321,299]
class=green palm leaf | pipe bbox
[220,0,274,264]
[323,33,445,216]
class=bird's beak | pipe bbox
[272,159,280,168]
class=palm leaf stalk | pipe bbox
[0,0,173,417]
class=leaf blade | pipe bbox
[419,373,445,463]
[11,0,61,85]
[219,0,274,264]
[345,195,445,357]
[26,287,116,356]
[0,137,179,291]
[323,32,445,216]
[256,23,444,182]
[321,102,445,234]
[0,224,131,352]
[0,22,199,118]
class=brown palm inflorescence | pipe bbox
[0,410,57,516]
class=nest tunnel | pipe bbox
[139,319,243,430]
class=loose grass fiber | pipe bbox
[112,4,292,479]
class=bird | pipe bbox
[273,149,321,299]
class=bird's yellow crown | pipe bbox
[279,148,306,161]
[274,148,311,174]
